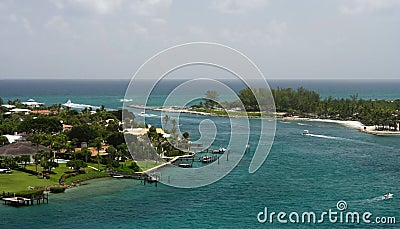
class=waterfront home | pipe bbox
[0,141,50,162]
[22,99,44,108]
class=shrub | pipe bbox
[14,189,44,198]
[50,186,66,193]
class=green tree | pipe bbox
[0,136,9,146]
[106,132,124,147]
[163,115,170,127]
[66,159,87,172]
[205,90,219,101]
[67,124,99,146]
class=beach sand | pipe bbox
[282,117,400,136]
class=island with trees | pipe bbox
[0,98,190,198]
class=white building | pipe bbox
[22,99,44,108]
[2,134,24,143]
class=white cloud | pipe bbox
[8,13,18,22]
[187,26,210,40]
[45,15,79,39]
[49,0,65,10]
[130,0,172,16]
[220,20,287,46]
[70,0,124,14]
[339,0,400,15]
[7,13,34,35]
[21,17,33,35]
[211,0,269,14]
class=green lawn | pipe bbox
[0,170,55,193]
[63,171,109,185]
[86,162,107,171]
[0,163,109,193]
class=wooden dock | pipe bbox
[2,192,49,207]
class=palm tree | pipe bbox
[33,152,41,172]
[163,115,170,128]
[28,133,45,154]
[92,138,103,170]
[170,119,177,135]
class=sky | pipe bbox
[0,0,399,80]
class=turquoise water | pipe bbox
[0,80,399,228]
[1,118,399,228]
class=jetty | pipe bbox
[2,192,49,207]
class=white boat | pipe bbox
[178,163,192,168]
[62,99,100,110]
[201,155,215,163]
[146,175,159,182]
[383,193,393,200]
[212,147,227,154]
[302,130,310,135]
[120,98,133,102]
[138,111,157,117]
[112,175,124,178]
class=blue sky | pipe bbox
[0,0,399,79]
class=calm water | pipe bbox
[0,79,399,109]
[0,79,399,228]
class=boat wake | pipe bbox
[137,113,159,118]
[279,121,291,124]
[358,195,393,204]
[307,134,345,140]
[297,122,312,126]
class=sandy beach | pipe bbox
[282,116,400,136]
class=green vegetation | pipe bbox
[63,171,109,185]
[50,186,66,193]
[0,95,192,193]
[136,161,164,171]
[0,170,54,193]
[191,88,400,131]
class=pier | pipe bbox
[2,192,49,207]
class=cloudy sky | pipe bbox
[0,0,399,79]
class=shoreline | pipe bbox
[129,105,265,118]
[130,104,400,136]
[282,117,400,136]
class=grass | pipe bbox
[0,170,53,193]
[86,162,107,171]
[63,171,109,185]
[0,163,109,193]
[136,160,165,171]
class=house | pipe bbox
[1,104,15,109]
[74,145,109,157]
[62,124,73,132]
[124,128,166,136]
[22,99,44,108]
[0,141,50,162]
[31,110,53,115]
[10,108,31,114]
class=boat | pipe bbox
[383,193,393,200]
[145,174,159,183]
[112,175,124,178]
[302,130,310,135]
[120,98,133,102]
[178,163,192,168]
[62,99,100,110]
[138,111,157,118]
[212,147,226,154]
[201,155,215,163]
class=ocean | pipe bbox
[0,79,399,228]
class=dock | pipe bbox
[2,192,49,207]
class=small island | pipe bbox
[130,87,400,135]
